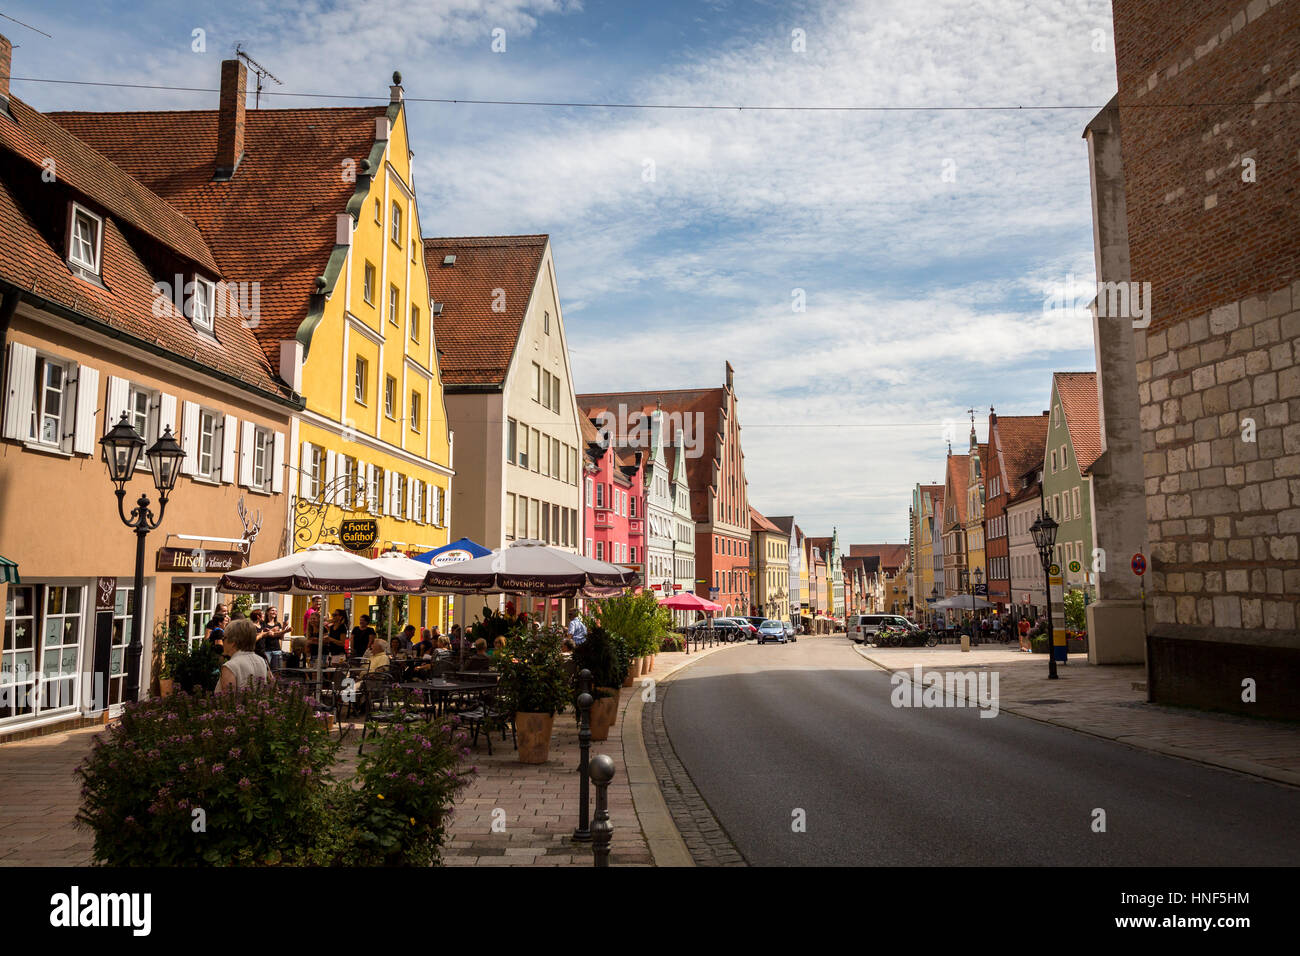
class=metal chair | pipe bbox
[457,684,515,756]
[356,673,421,754]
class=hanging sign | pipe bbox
[339,518,379,552]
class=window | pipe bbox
[585,477,592,506]
[630,546,637,563]
[354,356,368,404]
[384,376,397,419]
[340,456,358,507]
[506,418,518,464]
[596,483,605,508]
[517,496,528,541]
[126,385,155,446]
[544,310,550,334]
[410,305,420,343]
[306,444,323,499]
[391,201,402,245]
[596,541,604,561]
[197,409,218,479]
[393,474,406,520]
[389,285,400,326]
[541,435,550,476]
[552,504,560,545]
[585,538,592,556]
[551,375,560,413]
[571,448,578,485]
[518,422,529,469]
[1061,445,1068,469]
[528,499,539,538]
[374,198,382,223]
[550,437,560,479]
[191,277,216,333]
[363,262,376,304]
[412,478,424,522]
[29,357,69,446]
[368,467,381,515]
[67,203,103,276]
[1050,450,1058,473]
[532,363,541,403]
[410,391,421,432]
[506,493,516,539]
[252,427,271,490]
[530,429,540,473]
[1072,487,1080,518]
[630,496,638,518]
[542,502,550,542]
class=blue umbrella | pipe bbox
[411,537,492,565]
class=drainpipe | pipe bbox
[0,289,20,424]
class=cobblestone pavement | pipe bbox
[642,683,746,866]
[855,641,1300,785]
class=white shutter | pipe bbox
[367,463,377,513]
[385,470,396,516]
[238,421,255,486]
[425,482,435,524]
[407,477,416,522]
[104,375,129,432]
[220,414,238,483]
[180,401,200,476]
[72,364,99,455]
[271,432,285,493]
[443,483,451,528]
[300,442,314,498]
[158,393,178,440]
[333,452,346,506]
[324,449,337,502]
[3,342,36,440]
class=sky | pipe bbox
[3,0,1116,545]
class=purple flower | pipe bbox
[177,799,190,810]
[407,773,419,782]
[298,745,310,755]
[201,729,214,739]
[228,748,241,759]
[124,816,136,824]
[212,764,225,774]
[300,768,312,776]
[238,777,251,789]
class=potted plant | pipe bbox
[494,626,571,763]
[572,625,628,742]
[590,590,672,681]
[154,616,186,696]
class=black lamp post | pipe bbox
[970,566,983,640]
[1029,513,1060,680]
[100,413,186,704]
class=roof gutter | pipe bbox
[0,280,304,412]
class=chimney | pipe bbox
[0,34,12,114]
[215,59,247,180]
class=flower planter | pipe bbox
[648,655,656,672]
[589,692,618,742]
[640,656,651,676]
[625,658,641,686]
[515,712,555,763]
[158,678,175,698]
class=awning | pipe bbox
[0,555,19,586]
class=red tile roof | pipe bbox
[50,104,388,370]
[0,98,286,396]
[992,413,1049,492]
[848,543,909,569]
[750,507,781,534]
[423,235,548,387]
[1054,372,1101,472]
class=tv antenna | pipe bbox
[234,43,282,109]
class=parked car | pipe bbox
[756,620,788,644]
[715,617,760,640]
[847,614,919,644]
[685,619,749,642]
[781,621,797,642]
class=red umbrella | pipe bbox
[658,591,722,612]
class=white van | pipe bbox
[847,614,917,644]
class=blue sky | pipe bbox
[4,0,1116,545]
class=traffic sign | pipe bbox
[1048,563,1060,577]
[1068,560,1081,574]
[1131,552,1146,575]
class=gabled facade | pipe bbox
[1043,372,1100,597]
[666,435,696,610]
[941,451,970,598]
[1007,462,1046,623]
[53,60,456,635]
[985,410,1049,615]
[580,363,751,617]
[750,508,789,620]
[963,427,989,595]
[911,483,944,616]
[640,407,677,594]
[579,415,643,569]
[426,235,583,621]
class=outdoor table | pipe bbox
[395,679,487,718]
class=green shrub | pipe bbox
[572,625,629,697]
[1064,589,1088,631]
[76,681,339,866]
[590,590,672,659]
[494,625,572,715]
[169,640,224,694]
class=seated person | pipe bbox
[435,635,453,660]
[218,619,270,693]
[364,637,391,672]
[283,637,309,669]
[390,624,417,655]
[464,638,492,671]
[414,627,436,657]
[489,635,507,658]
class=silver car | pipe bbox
[757,620,787,644]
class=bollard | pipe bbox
[590,754,615,867]
[572,671,593,842]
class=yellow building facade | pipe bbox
[288,84,453,634]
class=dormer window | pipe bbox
[67,202,103,277]
[190,276,216,333]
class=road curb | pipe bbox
[619,640,743,867]
[850,643,1300,789]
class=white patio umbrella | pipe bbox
[220,543,425,682]
[367,549,439,650]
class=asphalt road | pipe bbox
[661,635,1300,866]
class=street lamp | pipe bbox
[1029,513,1060,680]
[970,565,983,641]
[100,413,186,704]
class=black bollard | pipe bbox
[590,753,615,867]
[573,671,593,842]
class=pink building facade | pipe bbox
[580,417,645,575]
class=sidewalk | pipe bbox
[0,639,739,867]
[853,642,1300,787]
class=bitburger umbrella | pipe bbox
[423,538,639,596]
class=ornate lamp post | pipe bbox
[100,413,186,703]
[970,565,983,641]
[1029,514,1060,680]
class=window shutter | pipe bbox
[158,393,177,439]
[2,342,36,440]
[104,375,130,432]
[383,469,393,515]
[238,421,255,486]
[180,401,200,476]
[324,448,337,504]
[221,414,237,483]
[406,478,416,521]
[443,484,451,528]
[426,483,436,524]
[271,432,285,493]
[301,442,314,498]
[366,463,377,513]
[73,364,100,455]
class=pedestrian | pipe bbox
[303,596,323,640]
[567,609,588,646]
[204,604,228,643]
[217,619,270,692]
[1018,616,1031,651]
[391,624,417,655]
[207,612,229,655]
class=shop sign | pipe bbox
[156,548,248,573]
[339,518,379,553]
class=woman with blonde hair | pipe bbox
[218,619,270,692]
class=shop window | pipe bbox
[189,586,217,649]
